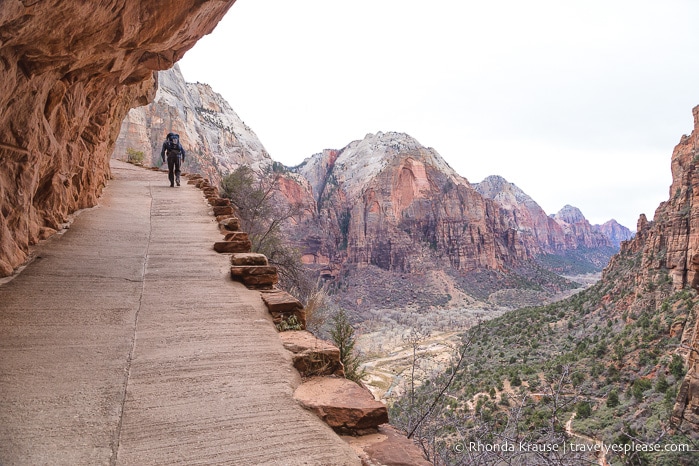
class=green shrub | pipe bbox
[126,147,145,165]
[669,354,685,379]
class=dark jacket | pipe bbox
[161,140,186,162]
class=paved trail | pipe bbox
[0,160,360,465]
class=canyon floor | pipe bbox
[0,161,360,465]
[356,273,601,402]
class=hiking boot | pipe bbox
[170,183,174,187]
[176,179,180,186]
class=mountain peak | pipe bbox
[554,205,586,224]
[474,175,533,208]
[306,131,465,200]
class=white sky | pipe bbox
[178,0,699,230]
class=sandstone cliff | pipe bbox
[0,0,236,276]
[290,137,625,279]
[599,105,699,431]
[113,65,272,186]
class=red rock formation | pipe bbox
[293,133,534,275]
[0,0,237,276]
[601,106,699,430]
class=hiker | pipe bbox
[161,132,186,187]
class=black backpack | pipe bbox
[165,133,181,156]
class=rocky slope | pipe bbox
[0,0,236,276]
[113,65,272,186]
[389,106,699,463]
[474,175,568,254]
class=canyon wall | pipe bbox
[0,0,237,276]
[602,106,699,430]
[113,65,272,187]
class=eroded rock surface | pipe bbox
[0,0,236,276]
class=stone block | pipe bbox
[261,290,306,327]
[279,331,344,377]
[224,232,249,242]
[294,377,389,433]
[209,197,231,207]
[230,253,268,266]
[261,290,303,313]
[213,240,252,253]
[219,217,241,231]
[230,265,278,289]
[213,205,234,216]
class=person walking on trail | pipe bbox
[161,132,186,187]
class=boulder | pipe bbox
[294,376,388,433]
[279,331,344,377]
[343,424,430,466]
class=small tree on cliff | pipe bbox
[329,308,365,383]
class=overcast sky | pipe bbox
[178,0,699,230]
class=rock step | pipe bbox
[219,217,241,232]
[294,376,389,434]
[223,232,249,242]
[230,265,278,289]
[260,289,306,328]
[279,331,344,377]
[213,205,234,216]
[213,240,252,254]
[230,253,268,266]
[208,197,230,207]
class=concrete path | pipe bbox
[0,160,360,466]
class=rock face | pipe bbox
[293,132,530,275]
[113,65,272,187]
[600,106,699,430]
[286,133,625,282]
[0,0,237,276]
[474,175,569,254]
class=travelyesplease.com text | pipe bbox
[453,440,693,455]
